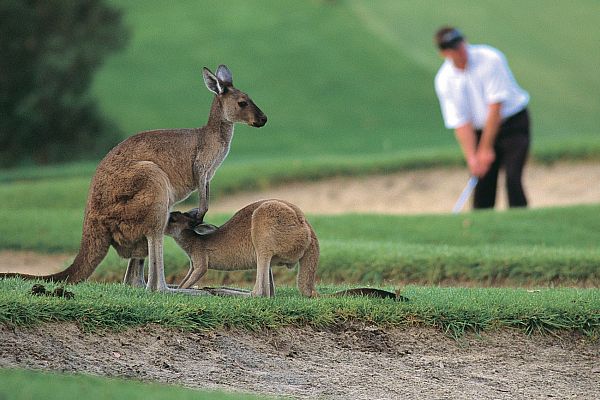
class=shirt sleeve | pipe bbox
[435,77,469,129]
[483,51,512,104]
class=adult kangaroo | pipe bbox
[2,65,267,292]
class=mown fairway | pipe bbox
[0,368,264,400]
[1,165,598,337]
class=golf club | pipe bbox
[452,176,478,214]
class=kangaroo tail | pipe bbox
[297,225,320,297]
[330,287,401,300]
[1,219,110,284]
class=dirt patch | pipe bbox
[0,323,598,399]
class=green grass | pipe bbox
[85,0,600,172]
[1,199,598,286]
[0,368,265,400]
[0,279,598,339]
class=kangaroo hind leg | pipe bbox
[252,253,273,297]
[146,234,169,292]
[123,258,146,287]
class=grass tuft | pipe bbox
[1,279,598,339]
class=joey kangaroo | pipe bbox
[1,65,267,293]
[166,202,401,300]
[165,199,319,297]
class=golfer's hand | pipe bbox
[474,147,495,177]
[466,155,480,177]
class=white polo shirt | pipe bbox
[434,44,529,130]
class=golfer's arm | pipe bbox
[479,102,502,150]
[454,123,478,165]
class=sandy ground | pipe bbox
[1,323,598,399]
[209,160,600,215]
[0,251,68,276]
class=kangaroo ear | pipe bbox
[168,211,182,223]
[184,208,200,220]
[193,223,218,235]
[202,67,225,95]
[216,64,233,85]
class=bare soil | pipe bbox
[1,323,598,399]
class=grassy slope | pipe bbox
[0,368,264,400]
[347,0,600,141]
[2,2,599,203]
[0,3,598,339]
[91,0,600,168]
[94,0,451,160]
[0,280,598,338]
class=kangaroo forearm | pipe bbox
[197,179,209,222]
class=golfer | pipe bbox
[434,26,531,209]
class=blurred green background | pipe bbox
[91,0,599,166]
[2,0,599,173]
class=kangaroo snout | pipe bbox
[251,113,268,127]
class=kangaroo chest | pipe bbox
[193,128,233,181]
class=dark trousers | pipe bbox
[473,108,530,209]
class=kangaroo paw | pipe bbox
[202,287,253,297]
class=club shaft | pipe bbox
[452,176,478,213]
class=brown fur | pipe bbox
[1,65,267,292]
[165,200,319,297]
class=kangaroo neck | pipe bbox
[204,96,234,143]
[175,229,208,254]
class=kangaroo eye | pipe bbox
[238,101,248,108]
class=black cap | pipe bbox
[436,28,464,50]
